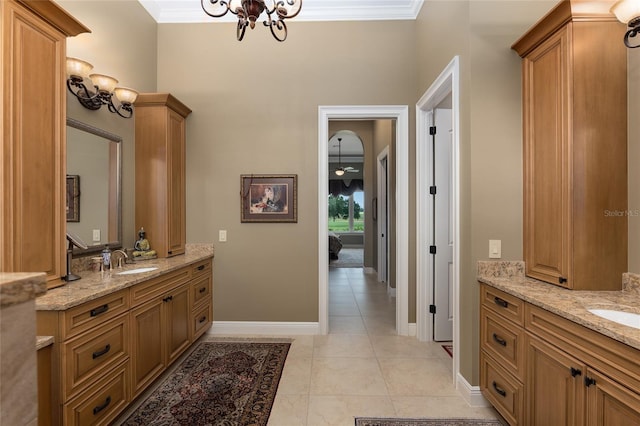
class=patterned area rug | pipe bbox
[355,418,504,426]
[330,248,364,268]
[122,341,290,426]
[442,344,453,358]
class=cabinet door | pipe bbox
[526,335,585,425]
[166,108,186,257]
[523,25,571,288]
[166,283,190,364]
[1,1,66,286]
[130,298,165,397]
[586,368,640,426]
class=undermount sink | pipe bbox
[588,309,640,329]
[116,267,158,275]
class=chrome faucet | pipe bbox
[111,249,128,268]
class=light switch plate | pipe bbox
[489,239,501,259]
[92,229,101,242]
[219,230,227,242]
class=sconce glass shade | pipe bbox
[611,0,640,24]
[114,87,139,105]
[66,57,93,79]
[335,168,345,176]
[89,73,118,94]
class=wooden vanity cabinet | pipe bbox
[480,283,640,425]
[191,259,213,340]
[134,93,192,258]
[130,267,192,398]
[512,0,628,290]
[0,0,88,288]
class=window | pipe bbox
[328,192,363,232]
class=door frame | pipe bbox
[377,146,390,287]
[416,56,460,376]
[318,105,409,336]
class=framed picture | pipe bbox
[66,175,80,222]
[372,197,378,221]
[241,174,297,223]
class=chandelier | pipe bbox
[201,0,302,42]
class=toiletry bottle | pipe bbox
[102,245,112,270]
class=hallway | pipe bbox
[266,266,500,425]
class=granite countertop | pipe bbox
[477,261,640,351]
[36,336,54,350]
[36,243,214,311]
[0,273,47,307]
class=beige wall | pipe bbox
[156,20,417,322]
[59,0,157,249]
[629,49,640,273]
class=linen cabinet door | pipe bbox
[130,298,165,398]
[526,335,586,426]
[586,368,640,426]
[166,108,186,257]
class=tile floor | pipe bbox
[264,266,500,425]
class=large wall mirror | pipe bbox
[66,117,122,254]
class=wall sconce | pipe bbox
[201,0,302,42]
[611,0,640,48]
[66,57,138,118]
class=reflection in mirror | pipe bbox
[66,118,122,255]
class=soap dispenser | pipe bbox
[102,245,112,270]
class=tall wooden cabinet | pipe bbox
[134,93,192,258]
[512,0,628,290]
[0,0,89,288]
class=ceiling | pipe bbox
[138,0,425,23]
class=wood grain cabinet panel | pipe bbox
[0,0,88,288]
[513,0,628,290]
[134,93,192,258]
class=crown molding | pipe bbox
[138,0,425,23]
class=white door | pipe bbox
[377,148,389,283]
[433,107,454,341]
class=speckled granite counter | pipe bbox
[0,272,47,307]
[36,243,214,311]
[478,261,640,351]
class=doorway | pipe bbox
[417,57,460,381]
[318,106,409,336]
[377,146,390,288]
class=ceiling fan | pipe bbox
[335,137,359,176]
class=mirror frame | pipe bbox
[67,117,123,255]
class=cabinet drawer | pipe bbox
[130,266,191,307]
[480,284,524,326]
[191,273,211,307]
[192,302,212,339]
[481,306,525,381]
[61,290,129,340]
[481,351,523,426]
[62,314,129,399]
[192,258,212,277]
[63,361,128,426]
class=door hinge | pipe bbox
[429,186,437,195]
[429,304,437,314]
[429,245,436,254]
[429,126,437,135]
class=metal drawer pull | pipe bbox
[197,265,205,271]
[199,316,207,323]
[92,344,111,359]
[90,304,109,317]
[93,396,111,415]
[492,381,507,397]
[199,287,206,294]
[492,333,507,347]
[585,376,596,387]
[493,297,508,308]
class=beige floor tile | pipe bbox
[268,394,309,426]
[313,334,375,358]
[370,336,447,359]
[278,357,312,395]
[378,358,458,397]
[329,316,367,334]
[287,335,315,358]
[307,395,396,426]
[391,396,500,419]
[310,357,388,396]
[329,302,361,316]
[362,315,397,336]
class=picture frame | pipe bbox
[372,197,378,221]
[66,175,80,222]
[241,174,297,223]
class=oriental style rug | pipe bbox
[355,418,504,426]
[442,344,453,358]
[121,341,290,426]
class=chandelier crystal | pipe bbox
[201,0,302,41]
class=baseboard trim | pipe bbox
[408,322,417,337]
[456,372,491,407]
[210,321,320,336]
[363,267,376,274]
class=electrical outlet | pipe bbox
[92,229,101,242]
[219,230,227,242]
[489,239,501,259]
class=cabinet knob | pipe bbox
[559,277,568,284]
[584,376,596,387]
[570,367,582,377]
